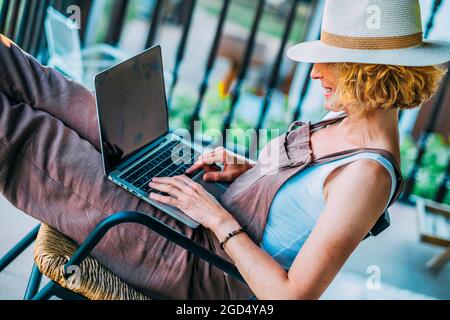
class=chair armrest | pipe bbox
[63,211,245,284]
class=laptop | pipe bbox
[94,46,228,228]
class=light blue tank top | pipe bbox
[261,151,397,270]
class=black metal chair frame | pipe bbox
[0,211,246,300]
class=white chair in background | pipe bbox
[44,6,130,89]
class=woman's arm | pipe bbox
[223,160,391,299]
[150,159,391,300]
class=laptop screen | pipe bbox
[95,46,169,173]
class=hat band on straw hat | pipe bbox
[321,31,423,50]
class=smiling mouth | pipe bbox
[323,86,333,96]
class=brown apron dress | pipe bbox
[0,35,404,300]
[221,117,405,245]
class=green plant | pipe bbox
[200,87,232,134]
[400,133,450,204]
[169,87,197,129]
[169,84,232,141]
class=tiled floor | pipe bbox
[332,203,450,299]
[0,195,448,300]
[0,196,43,300]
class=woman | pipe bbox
[1,0,449,299]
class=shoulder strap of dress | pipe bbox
[312,148,405,208]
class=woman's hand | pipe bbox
[149,175,240,233]
[186,147,255,182]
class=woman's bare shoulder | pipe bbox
[324,158,392,202]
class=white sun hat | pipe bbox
[287,0,450,67]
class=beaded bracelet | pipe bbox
[220,228,245,250]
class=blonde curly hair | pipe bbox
[332,63,447,113]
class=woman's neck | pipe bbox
[338,108,401,160]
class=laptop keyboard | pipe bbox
[119,141,202,194]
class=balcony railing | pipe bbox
[0,0,448,205]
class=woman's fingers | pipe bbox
[149,192,178,207]
[185,162,202,174]
[203,171,234,182]
[186,163,217,175]
[186,148,228,174]
[149,181,183,198]
[175,175,206,195]
[185,153,216,173]
[149,175,205,210]
[151,176,197,196]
